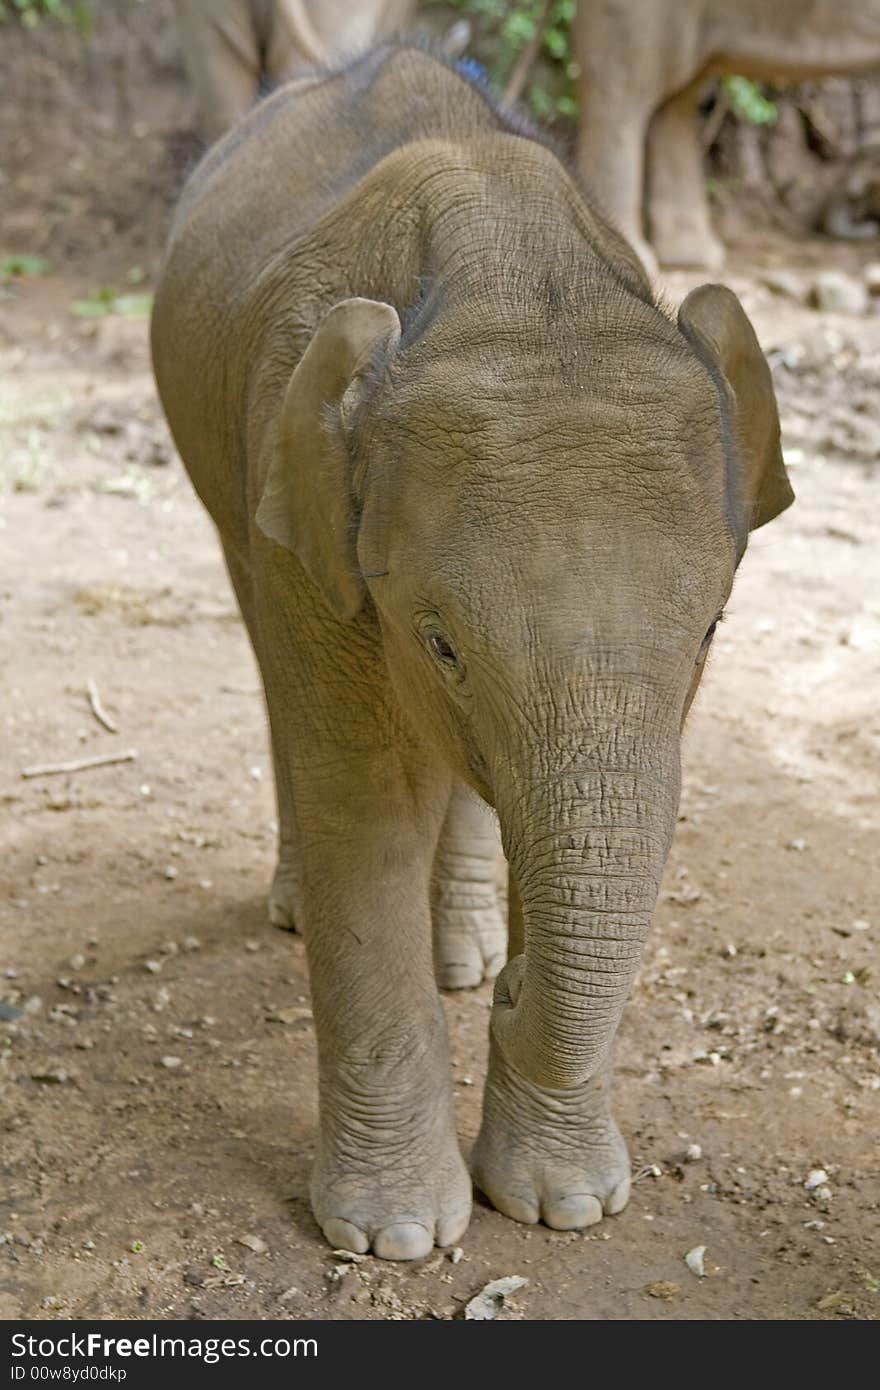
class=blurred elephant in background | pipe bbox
[573,0,880,272]
[174,0,417,140]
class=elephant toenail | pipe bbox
[373,1221,434,1261]
[321,1218,369,1254]
[605,1175,631,1214]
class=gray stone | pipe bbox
[810,270,868,316]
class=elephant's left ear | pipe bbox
[678,283,794,531]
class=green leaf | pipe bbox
[502,13,536,47]
[112,293,153,318]
[1,254,50,277]
[723,76,778,126]
[544,28,567,59]
[71,288,152,318]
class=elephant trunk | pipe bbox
[494,749,678,1090]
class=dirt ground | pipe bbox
[1,14,879,1320]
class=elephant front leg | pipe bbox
[432,783,506,989]
[646,79,726,271]
[472,1033,631,1232]
[297,759,472,1260]
[574,96,658,278]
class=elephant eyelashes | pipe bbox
[426,630,460,669]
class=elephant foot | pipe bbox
[471,1040,631,1231]
[652,226,726,273]
[311,1107,472,1260]
[432,899,507,990]
[268,858,302,932]
[623,232,661,283]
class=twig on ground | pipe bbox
[86,678,119,733]
[22,749,138,779]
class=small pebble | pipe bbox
[810,269,869,316]
[684,1245,707,1278]
[804,1169,829,1190]
[159,1055,182,1070]
[645,1280,680,1300]
[164,866,178,880]
[266,1007,312,1025]
[237,1234,268,1254]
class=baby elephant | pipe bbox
[151,44,792,1260]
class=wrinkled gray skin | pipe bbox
[174,0,417,140]
[151,44,793,1261]
[574,0,880,272]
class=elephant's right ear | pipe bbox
[256,298,401,620]
[678,284,794,531]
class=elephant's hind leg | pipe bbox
[431,783,506,989]
[646,78,726,271]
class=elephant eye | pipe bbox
[426,630,459,667]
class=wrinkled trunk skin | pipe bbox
[494,753,679,1091]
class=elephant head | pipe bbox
[257,279,791,1090]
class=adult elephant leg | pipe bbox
[575,92,658,278]
[647,78,726,271]
[173,0,261,142]
[432,784,506,989]
[219,539,302,931]
[255,578,470,1260]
